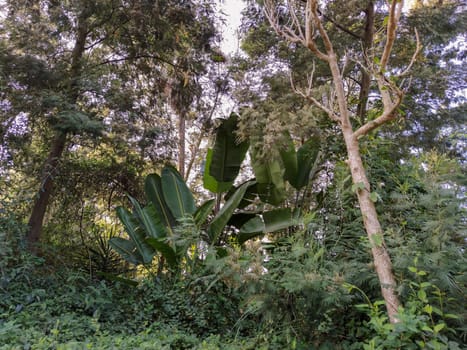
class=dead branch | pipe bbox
[397,28,422,77]
[289,70,340,121]
[380,0,403,70]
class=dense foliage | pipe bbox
[1,0,465,348]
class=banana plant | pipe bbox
[206,115,320,205]
[110,166,256,269]
[203,115,321,244]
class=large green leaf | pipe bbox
[146,237,178,269]
[295,136,320,189]
[116,206,154,264]
[203,148,234,193]
[130,198,166,239]
[208,180,254,244]
[251,152,286,205]
[238,215,265,244]
[263,208,301,232]
[228,212,257,229]
[279,132,299,188]
[209,113,249,182]
[237,208,301,244]
[161,165,196,219]
[224,181,258,209]
[109,237,144,266]
[194,199,215,227]
[145,173,176,234]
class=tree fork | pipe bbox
[264,0,412,323]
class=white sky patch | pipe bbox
[219,0,245,54]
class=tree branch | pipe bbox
[380,0,403,70]
[397,28,422,77]
[353,79,403,139]
[290,70,340,121]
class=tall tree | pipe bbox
[262,0,421,323]
[0,0,220,251]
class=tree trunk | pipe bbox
[26,132,67,250]
[329,54,400,323]
[26,12,89,251]
[341,125,400,322]
[178,112,186,179]
[356,1,375,124]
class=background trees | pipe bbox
[0,0,465,348]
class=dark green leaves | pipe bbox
[280,134,320,190]
[161,165,196,219]
[208,180,254,243]
[203,148,234,193]
[208,113,249,183]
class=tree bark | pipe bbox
[330,48,400,323]
[178,112,186,179]
[341,124,400,322]
[26,12,89,251]
[26,132,67,250]
[356,1,375,125]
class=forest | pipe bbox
[0,0,465,349]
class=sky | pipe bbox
[219,0,245,54]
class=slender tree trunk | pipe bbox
[341,125,400,322]
[265,0,406,325]
[26,132,67,250]
[26,13,89,251]
[178,112,186,179]
[329,54,400,323]
[356,1,375,124]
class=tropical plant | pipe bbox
[207,113,322,208]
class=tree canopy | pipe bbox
[0,0,465,348]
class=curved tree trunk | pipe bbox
[356,1,375,124]
[26,12,89,252]
[26,132,67,250]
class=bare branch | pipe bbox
[380,0,403,70]
[397,28,422,77]
[289,70,340,121]
[308,0,334,56]
[288,0,305,40]
[264,0,303,44]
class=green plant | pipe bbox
[110,162,302,272]
[206,114,321,208]
[347,262,463,350]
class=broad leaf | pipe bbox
[295,136,320,189]
[279,132,298,187]
[109,237,144,266]
[161,165,196,219]
[146,237,178,269]
[145,173,176,234]
[228,212,257,229]
[209,113,249,182]
[203,148,234,193]
[238,216,265,244]
[208,180,254,244]
[194,199,215,227]
[251,153,286,205]
[263,208,301,232]
[116,206,154,264]
[130,199,166,239]
[237,208,301,244]
[224,181,258,209]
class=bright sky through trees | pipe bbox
[220,0,245,54]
